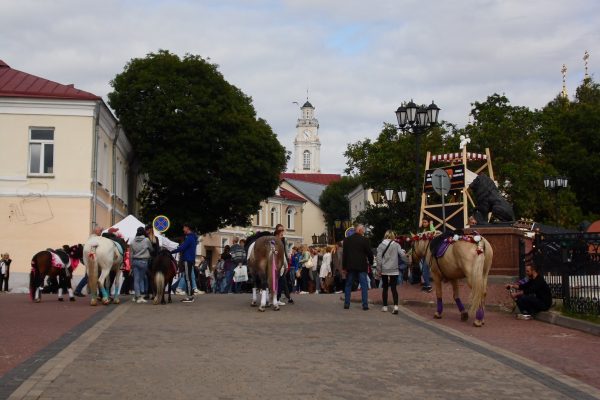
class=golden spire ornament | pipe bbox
[561,64,568,98]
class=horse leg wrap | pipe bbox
[252,288,257,304]
[260,290,267,308]
[437,298,443,315]
[455,298,465,312]
[58,288,63,299]
[101,287,109,299]
[68,288,74,298]
[476,308,484,321]
[265,289,270,306]
[272,291,278,308]
[35,288,41,301]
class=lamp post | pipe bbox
[395,100,440,230]
[544,176,568,225]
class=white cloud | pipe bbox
[1,0,598,174]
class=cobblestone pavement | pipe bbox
[5,294,600,400]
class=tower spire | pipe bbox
[561,64,568,98]
[584,50,590,79]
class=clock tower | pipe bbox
[293,100,321,173]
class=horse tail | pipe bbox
[155,271,165,300]
[268,241,278,293]
[29,256,38,302]
[87,245,99,300]
[468,242,487,317]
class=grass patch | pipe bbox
[556,306,600,324]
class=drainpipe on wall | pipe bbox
[111,123,121,225]
[90,101,101,233]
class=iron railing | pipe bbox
[532,232,600,315]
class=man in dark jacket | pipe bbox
[171,223,198,303]
[507,264,552,318]
[342,224,374,310]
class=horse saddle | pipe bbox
[430,232,454,258]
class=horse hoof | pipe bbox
[90,299,97,306]
[113,298,120,305]
[460,312,469,322]
[273,306,280,311]
[434,312,442,319]
[34,298,41,303]
[102,298,110,305]
[258,307,265,312]
[473,320,483,327]
[69,297,76,302]
[58,298,64,302]
[251,302,257,307]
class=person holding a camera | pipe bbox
[506,264,552,319]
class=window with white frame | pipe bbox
[286,207,295,230]
[28,128,54,175]
[303,150,311,170]
[221,237,229,249]
[256,207,262,226]
[270,206,279,227]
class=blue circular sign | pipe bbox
[153,215,170,232]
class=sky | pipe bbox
[1,0,599,173]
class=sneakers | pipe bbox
[335,290,343,294]
[392,305,399,315]
[381,306,388,312]
[299,291,309,294]
[136,297,147,304]
[175,289,186,295]
[277,301,286,306]
[421,286,433,293]
[194,289,205,295]
[516,313,532,320]
[181,297,195,303]
[344,304,350,309]
[362,306,369,311]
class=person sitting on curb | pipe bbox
[506,264,552,319]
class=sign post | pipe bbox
[431,169,451,232]
[152,215,170,233]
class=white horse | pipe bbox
[83,236,124,306]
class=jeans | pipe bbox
[75,274,88,294]
[177,268,197,291]
[312,270,321,292]
[344,271,369,309]
[221,269,234,293]
[420,259,431,287]
[516,295,549,315]
[132,259,149,297]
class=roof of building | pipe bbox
[281,173,341,185]
[302,100,313,108]
[0,60,100,101]
[283,179,329,205]
[275,187,306,203]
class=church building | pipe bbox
[292,101,321,173]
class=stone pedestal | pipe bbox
[464,226,527,276]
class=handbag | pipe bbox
[305,257,314,269]
[233,264,248,283]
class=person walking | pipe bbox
[130,227,153,303]
[171,223,198,303]
[229,237,246,294]
[220,245,234,294]
[273,224,294,305]
[343,224,374,310]
[331,242,344,294]
[376,231,408,314]
[319,246,332,293]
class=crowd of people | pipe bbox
[0,253,11,293]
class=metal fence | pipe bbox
[532,232,600,315]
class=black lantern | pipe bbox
[311,233,318,244]
[371,190,382,204]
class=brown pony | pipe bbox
[151,249,177,305]
[247,236,285,311]
[30,244,84,303]
[411,231,493,327]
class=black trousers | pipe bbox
[0,274,5,291]
[301,267,310,292]
[516,295,549,315]
[277,271,292,301]
[381,275,399,306]
[182,261,194,296]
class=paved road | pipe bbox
[4,294,600,400]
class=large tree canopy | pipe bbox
[318,175,360,242]
[109,50,287,233]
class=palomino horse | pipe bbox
[30,244,83,303]
[151,249,177,305]
[247,236,285,311]
[411,231,493,327]
[83,236,124,306]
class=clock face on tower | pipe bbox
[303,129,311,139]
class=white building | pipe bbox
[293,101,321,173]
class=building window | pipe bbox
[303,150,311,170]
[221,237,229,249]
[286,207,295,230]
[256,207,262,226]
[29,128,54,175]
[270,206,279,227]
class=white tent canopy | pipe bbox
[104,215,179,251]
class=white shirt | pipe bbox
[319,253,332,278]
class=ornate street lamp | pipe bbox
[544,175,568,225]
[371,189,382,204]
[311,233,318,245]
[395,100,440,230]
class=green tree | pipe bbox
[318,176,360,241]
[109,50,287,232]
[539,79,600,223]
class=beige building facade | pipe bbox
[0,61,135,274]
